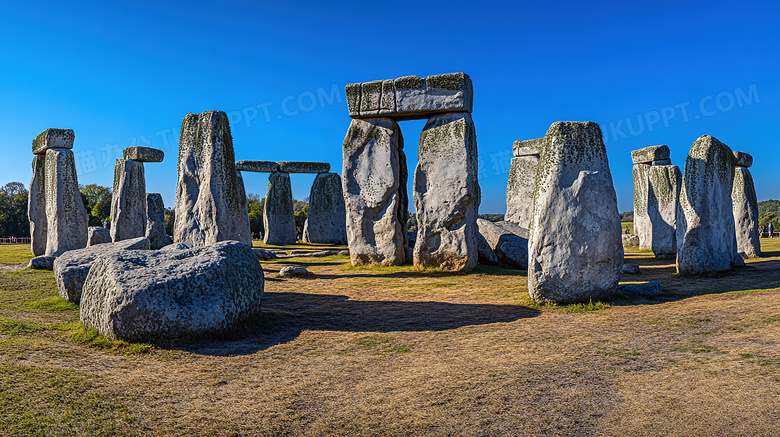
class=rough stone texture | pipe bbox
[279,266,313,277]
[677,135,744,275]
[79,241,263,341]
[413,112,479,271]
[32,128,74,155]
[235,160,279,173]
[494,221,529,238]
[277,161,330,174]
[161,242,189,252]
[342,117,407,266]
[263,171,296,245]
[173,111,252,247]
[234,170,252,247]
[619,281,662,296]
[347,73,473,121]
[28,154,47,256]
[146,193,172,250]
[123,146,164,163]
[111,159,147,242]
[476,232,498,264]
[253,248,278,260]
[505,155,540,227]
[620,263,640,274]
[632,163,681,259]
[44,148,88,257]
[631,145,670,165]
[733,151,753,168]
[53,237,150,304]
[528,122,623,304]
[732,166,760,258]
[622,234,639,247]
[88,227,112,246]
[303,172,347,244]
[27,256,55,270]
[512,138,544,157]
[477,219,527,269]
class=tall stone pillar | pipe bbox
[146,193,172,250]
[111,159,147,242]
[44,148,88,256]
[732,151,760,258]
[263,171,296,246]
[303,172,347,244]
[28,154,47,256]
[505,138,543,228]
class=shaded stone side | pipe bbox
[632,163,651,250]
[111,159,147,242]
[413,112,480,271]
[146,193,172,250]
[631,145,670,164]
[732,166,760,258]
[527,122,623,304]
[505,155,540,227]
[234,170,252,245]
[303,172,347,244]
[342,118,406,266]
[123,146,164,163]
[173,110,252,247]
[28,155,47,256]
[263,171,296,245]
[44,148,88,257]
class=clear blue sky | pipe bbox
[2,1,778,213]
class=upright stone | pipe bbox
[505,146,541,227]
[632,148,681,259]
[342,118,406,266]
[732,153,760,258]
[527,122,622,304]
[263,171,296,245]
[234,170,252,245]
[146,193,172,250]
[111,159,147,242]
[413,112,480,271]
[28,155,47,256]
[173,111,252,247]
[676,135,743,275]
[303,172,347,244]
[44,148,88,256]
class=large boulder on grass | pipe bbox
[476,219,528,269]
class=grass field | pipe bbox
[0,239,778,435]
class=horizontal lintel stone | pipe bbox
[235,160,279,173]
[631,145,670,164]
[733,151,753,167]
[32,128,75,155]
[512,138,544,157]
[277,161,330,174]
[123,146,164,163]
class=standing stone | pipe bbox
[632,153,681,259]
[506,139,542,227]
[146,193,172,250]
[527,122,623,304]
[303,172,347,244]
[173,111,252,247]
[44,148,88,257]
[234,170,252,245]
[28,155,47,256]
[676,135,743,275]
[263,171,296,245]
[342,118,406,266]
[111,159,147,242]
[413,112,479,271]
[732,154,760,258]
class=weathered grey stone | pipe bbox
[413,112,479,271]
[173,111,252,247]
[27,256,55,270]
[632,163,681,259]
[348,73,473,120]
[732,166,760,258]
[123,146,164,163]
[733,151,753,168]
[161,242,189,252]
[79,241,263,341]
[235,160,279,173]
[145,193,172,250]
[620,263,640,274]
[303,172,347,244]
[111,159,147,242]
[277,161,330,174]
[652,159,672,166]
[622,234,639,247]
[493,221,529,239]
[512,138,543,157]
[44,148,88,257]
[476,232,498,265]
[677,135,743,275]
[505,155,540,227]
[279,266,313,277]
[234,170,252,246]
[631,145,670,165]
[342,117,407,266]
[28,155,47,256]
[53,237,150,304]
[477,219,527,269]
[528,122,623,304]
[619,281,662,296]
[263,171,296,245]
[88,227,112,246]
[253,248,278,260]
[32,128,74,155]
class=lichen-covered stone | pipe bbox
[631,145,670,165]
[111,159,147,242]
[303,172,347,244]
[28,155,47,256]
[44,148,88,257]
[477,219,527,269]
[234,170,252,246]
[676,135,743,275]
[413,112,480,271]
[88,227,112,246]
[732,166,760,258]
[145,193,172,250]
[79,241,263,341]
[632,163,681,258]
[277,161,330,174]
[733,151,753,168]
[123,146,164,163]
[27,256,55,270]
[173,111,252,247]
[505,155,540,227]
[512,138,543,157]
[263,171,296,245]
[342,118,406,266]
[32,128,74,155]
[235,160,279,173]
[528,122,623,304]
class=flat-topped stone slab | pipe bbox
[123,146,164,163]
[631,145,670,164]
[32,128,74,154]
[277,161,330,174]
[512,138,544,157]
[236,160,279,173]
[347,72,473,121]
[733,151,753,167]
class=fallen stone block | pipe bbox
[620,263,640,274]
[279,266,313,277]
[477,219,527,269]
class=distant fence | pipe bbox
[0,237,30,245]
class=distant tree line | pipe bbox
[758,200,779,227]
[620,211,634,222]
[0,182,29,238]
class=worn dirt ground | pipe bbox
[0,239,778,436]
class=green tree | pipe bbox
[80,184,112,226]
[164,207,175,236]
[247,193,265,237]
[294,203,309,236]
[0,182,30,238]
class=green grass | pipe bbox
[69,324,153,355]
[621,222,634,235]
[0,244,34,265]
